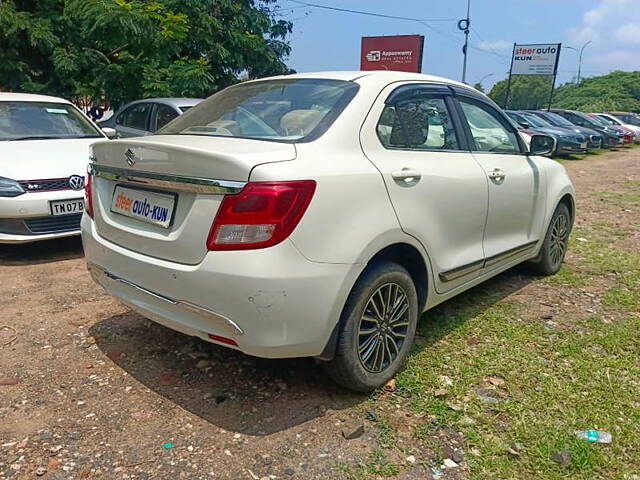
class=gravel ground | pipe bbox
[1,147,638,480]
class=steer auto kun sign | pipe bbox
[511,43,561,75]
[360,35,424,73]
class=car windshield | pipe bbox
[160,79,359,142]
[576,112,601,127]
[0,101,102,141]
[622,115,640,126]
[586,115,606,126]
[179,106,194,113]
[520,112,549,128]
[544,112,576,127]
[598,115,619,125]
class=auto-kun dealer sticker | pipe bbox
[111,186,175,228]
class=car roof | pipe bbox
[264,70,472,89]
[0,92,73,104]
[123,98,203,108]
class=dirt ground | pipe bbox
[1,148,639,480]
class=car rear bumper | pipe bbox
[81,216,363,359]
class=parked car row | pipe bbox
[505,108,639,157]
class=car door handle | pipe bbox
[488,168,506,181]
[391,168,422,185]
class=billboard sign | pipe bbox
[511,43,561,75]
[360,35,424,73]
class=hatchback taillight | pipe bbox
[207,180,316,251]
[85,172,94,218]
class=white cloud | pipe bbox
[566,0,640,72]
[477,40,512,51]
[615,23,640,44]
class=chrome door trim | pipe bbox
[439,259,484,282]
[483,240,538,268]
[87,263,244,335]
[88,163,246,195]
[439,240,538,282]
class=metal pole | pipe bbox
[503,43,516,109]
[577,40,592,84]
[547,73,557,111]
[548,43,561,111]
[460,0,471,84]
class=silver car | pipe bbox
[99,98,202,138]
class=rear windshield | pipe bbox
[159,78,359,142]
[0,101,102,141]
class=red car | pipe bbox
[587,113,635,145]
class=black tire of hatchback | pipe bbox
[530,203,571,276]
[321,261,418,392]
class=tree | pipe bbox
[487,70,640,112]
[472,82,484,93]
[0,0,292,107]
[488,75,554,110]
[552,71,640,112]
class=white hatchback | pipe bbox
[82,72,574,391]
[0,93,107,243]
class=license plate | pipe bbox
[580,142,587,149]
[50,199,84,216]
[111,186,175,228]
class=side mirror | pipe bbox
[529,134,555,156]
[518,121,530,129]
[101,127,117,139]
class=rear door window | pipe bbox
[122,104,151,131]
[377,95,460,150]
[154,104,179,131]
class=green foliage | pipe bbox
[489,70,640,112]
[552,71,640,111]
[488,75,554,109]
[0,0,292,107]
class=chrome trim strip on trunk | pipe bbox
[439,240,539,282]
[87,263,244,335]
[88,163,246,195]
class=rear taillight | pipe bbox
[207,180,316,251]
[85,172,94,218]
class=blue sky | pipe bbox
[277,0,640,90]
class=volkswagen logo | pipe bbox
[68,175,85,191]
[125,148,137,166]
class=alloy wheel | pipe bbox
[357,282,410,373]
[549,212,569,268]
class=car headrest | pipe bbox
[280,109,324,137]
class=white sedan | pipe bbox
[0,93,108,243]
[82,71,574,391]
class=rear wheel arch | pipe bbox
[316,242,429,362]
[558,193,575,225]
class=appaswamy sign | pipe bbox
[511,43,561,75]
[360,35,424,73]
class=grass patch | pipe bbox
[544,264,586,287]
[388,226,640,479]
[337,448,400,479]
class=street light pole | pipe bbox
[459,0,471,84]
[576,40,592,84]
[566,40,592,84]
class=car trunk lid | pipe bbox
[89,135,296,264]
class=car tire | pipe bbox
[321,261,418,392]
[530,203,571,276]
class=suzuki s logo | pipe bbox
[68,175,85,191]
[124,148,137,166]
